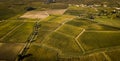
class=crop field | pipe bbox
[0,43,24,61]
[1,22,34,43]
[78,32,120,51]
[23,44,58,61]
[66,19,120,31]
[95,16,120,28]
[105,49,120,61]
[57,24,83,37]
[58,53,107,61]
[0,20,23,39]
[0,2,120,61]
[43,32,83,56]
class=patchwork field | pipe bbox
[0,4,120,61]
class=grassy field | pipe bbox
[57,24,83,37]
[23,44,58,61]
[66,19,120,31]
[0,2,26,20]
[95,16,120,28]
[36,21,60,42]
[43,32,83,56]
[0,20,23,38]
[1,22,34,43]
[45,15,75,23]
[0,2,120,61]
[58,53,107,61]
[36,15,75,42]
[0,43,24,61]
[105,49,120,61]
[65,6,97,16]
[78,32,120,51]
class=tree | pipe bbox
[26,7,36,11]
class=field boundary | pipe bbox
[85,31,120,32]
[75,29,86,54]
[54,19,72,32]
[102,52,112,61]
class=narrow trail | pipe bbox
[102,52,112,61]
[54,19,71,32]
[0,23,24,41]
[75,29,86,54]
[85,31,120,32]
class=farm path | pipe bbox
[85,31,120,32]
[16,20,40,61]
[102,52,112,61]
[75,29,86,53]
[54,19,72,32]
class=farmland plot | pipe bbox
[95,16,120,28]
[20,9,67,19]
[66,19,120,31]
[0,20,23,39]
[0,43,24,61]
[47,9,67,15]
[1,22,34,43]
[23,44,58,61]
[78,32,120,51]
[36,21,61,42]
[43,32,83,56]
[20,11,49,19]
[105,49,120,61]
[36,15,75,42]
[45,15,75,23]
[57,24,83,37]
[58,53,107,61]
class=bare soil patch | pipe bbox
[20,11,49,19]
[20,9,67,19]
